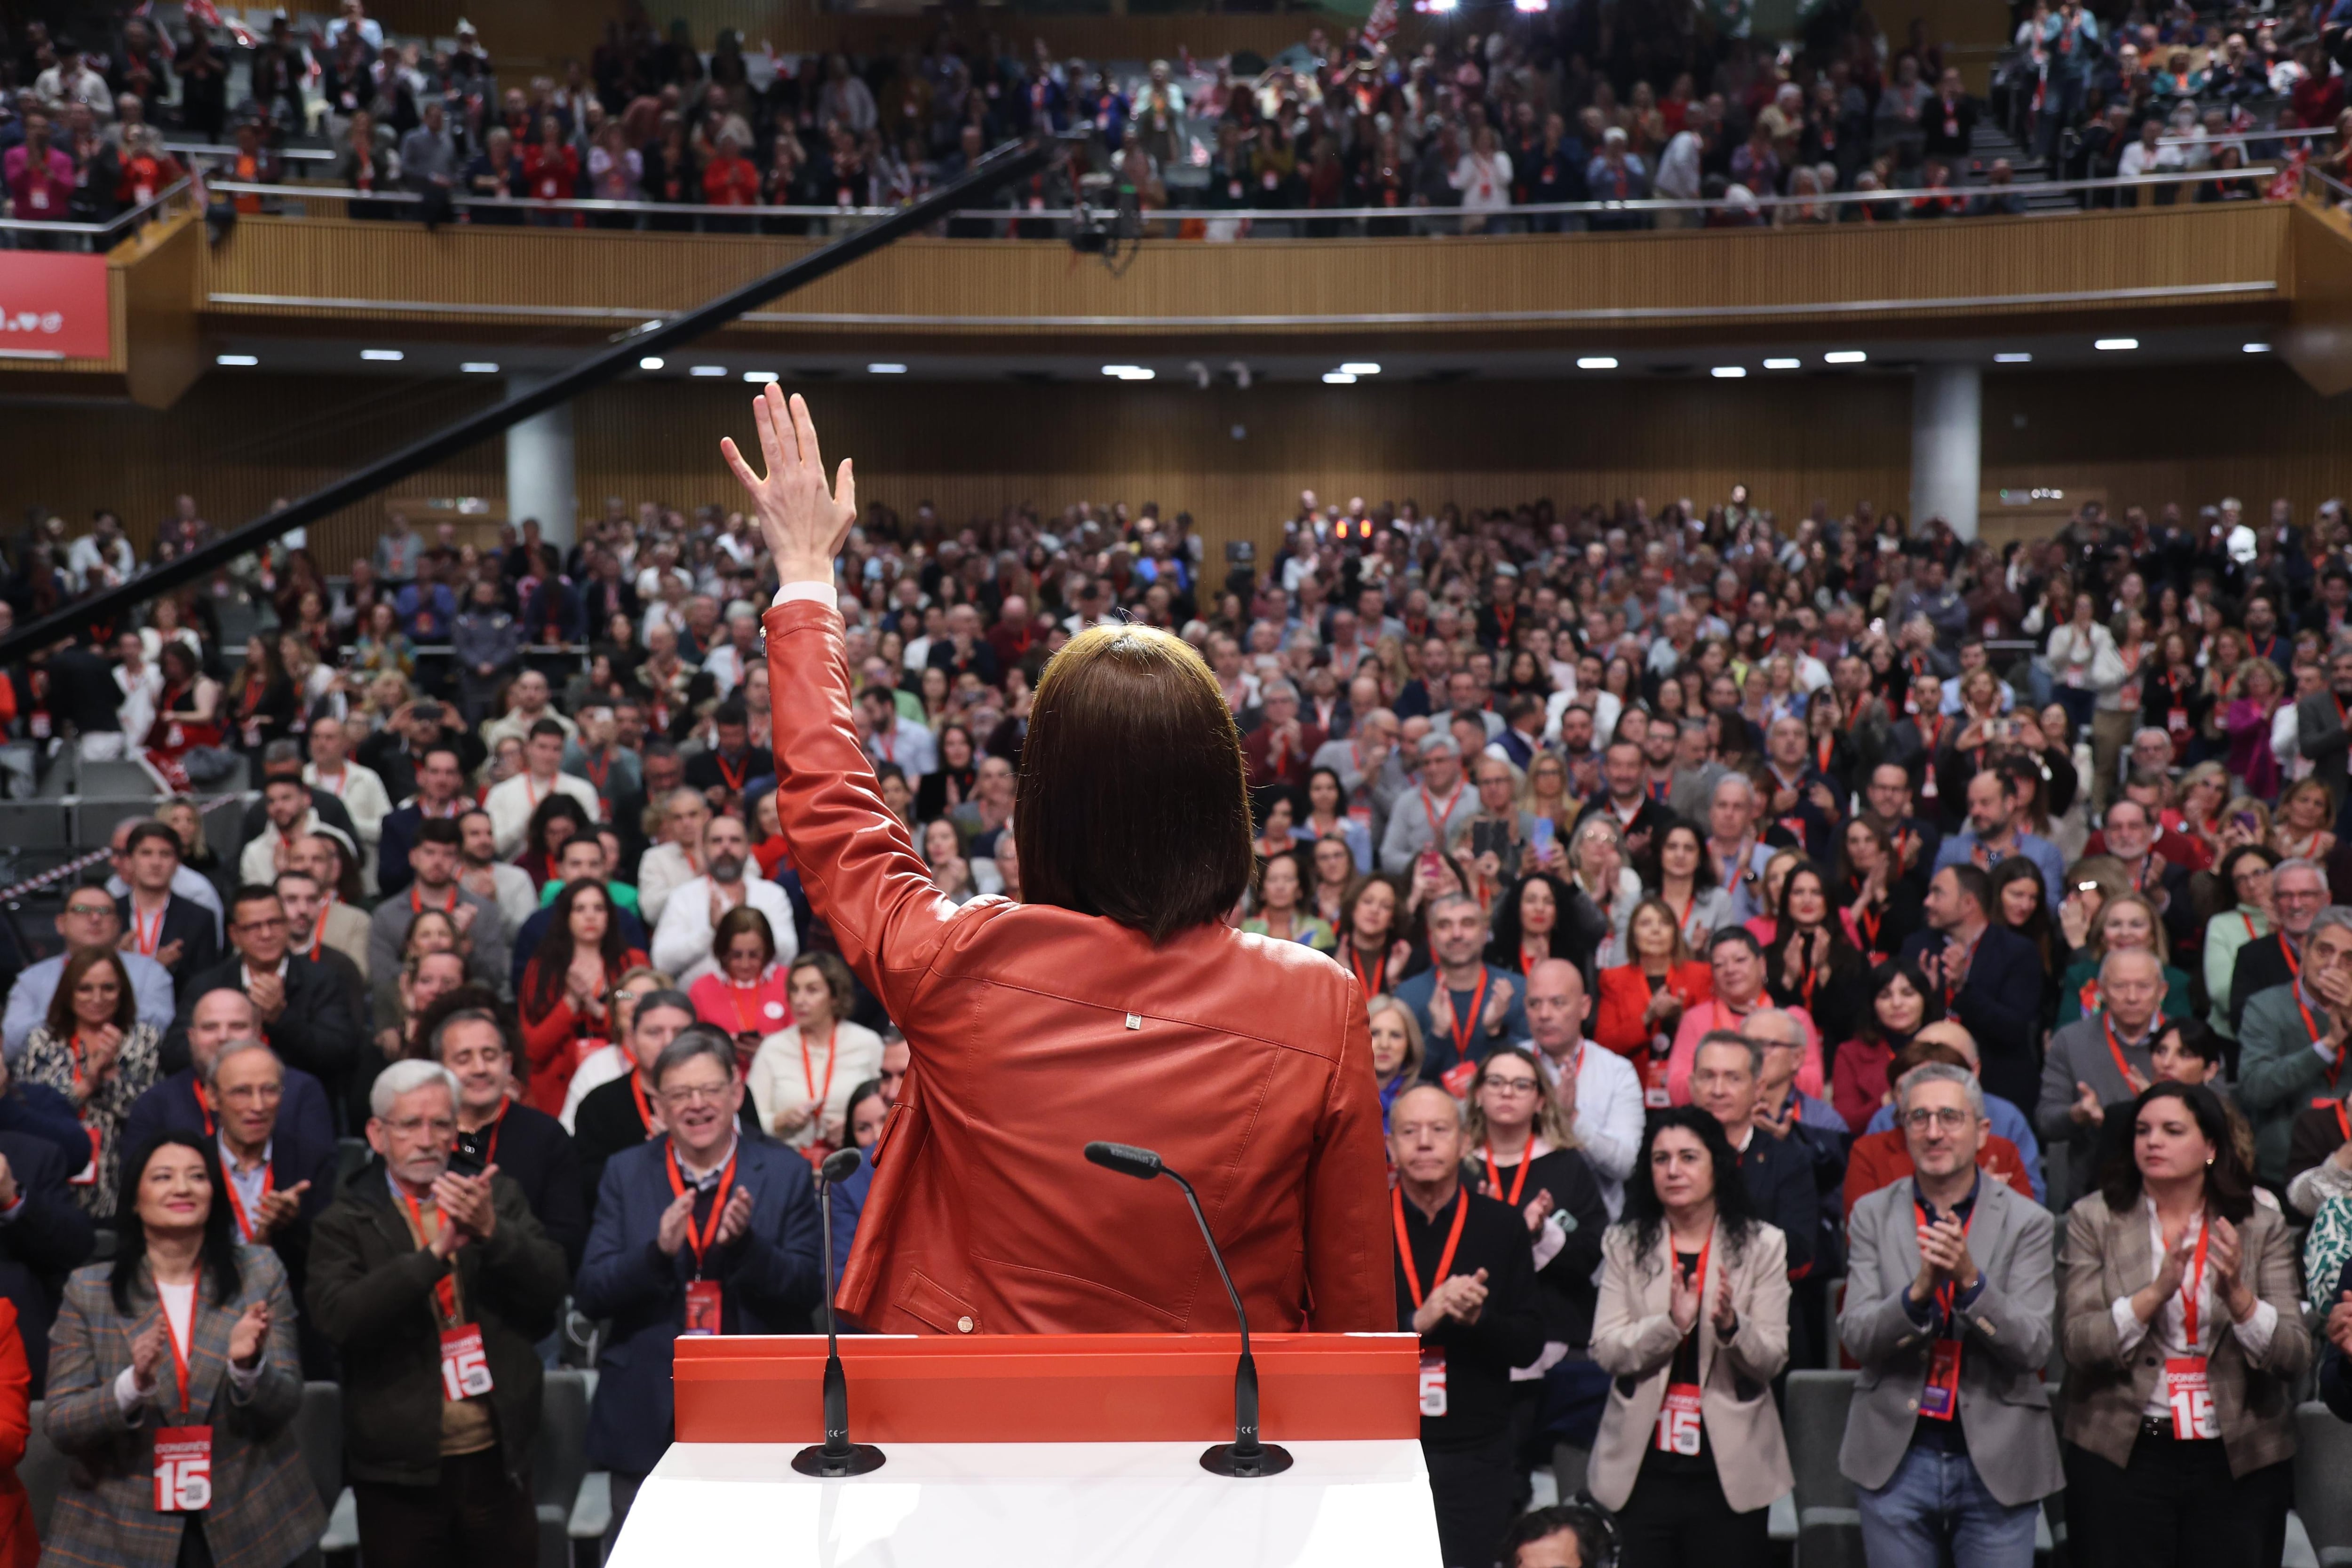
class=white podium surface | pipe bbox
[610,1438,1442,1567]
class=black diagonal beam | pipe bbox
[0,135,1061,668]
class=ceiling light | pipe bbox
[690,365,726,377]
[1339,362,1382,375]
[1323,371,1359,385]
[215,353,258,367]
[2244,341,2272,354]
[1576,356,1618,370]
[2093,338,2137,351]
[1824,350,1867,364]
[460,361,499,373]
[1101,364,1154,380]
[637,356,665,371]
[867,363,907,375]
[743,371,779,384]
[1994,352,2033,364]
[1762,358,1800,370]
[360,348,403,362]
[1711,366,1747,379]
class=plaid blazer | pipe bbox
[38,1246,322,1568]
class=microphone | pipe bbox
[790,1146,886,1478]
[1082,1140,1295,1478]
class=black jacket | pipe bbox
[1462,1147,1608,1348]
[162,954,363,1101]
[306,1158,567,1487]
[451,1101,588,1273]
[2230,931,2301,1037]
[1734,1124,1820,1283]
[1394,1186,1543,1450]
[0,1128,95,1395]
[571,1071,762,1221]
[113,893,222,980]
[1898,925,2047,1112]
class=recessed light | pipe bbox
[1994,352,2033,364]
[690,365,726,377]
[638,356,665,371]
[1323,372,1359,384]
[1339,362,1382,375]
[1711,366,1747,379]
[743,371,779,384]
[867,363,907,375]
[1576,356,1618,370]
[2244,342,2272,354]
[360,348,403,362]
[1824,350,1867,364]
[1762,358,1800,370]
[1101,364,1154,380]
[460,361,499,373]
[215,353,258,367]
[2094,338,2138,351]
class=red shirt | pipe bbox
[704,155,760,206]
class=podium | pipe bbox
[608,1331,1439,1567]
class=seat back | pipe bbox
[19,1399,69,1540]
[297,1380,344,1512]
[1783,1369,1859,1512]
[532,1369,590,1518]
[2298,1402,2352,1557]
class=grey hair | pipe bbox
[199,1037,280,1089]
[1260,679,1300,703]
[2275,857,2328,887]
[2311,906,2352,945]
[1895,1061,1985,1119]
[370,1058,459,1120]
[632,987,699,1034]
[428,1006,509,1062]
[1740,1007,1804,1048]
[1712,772,1756,807]
[1425,890,1486,927]
[1694,1028,1763,1077]
[2098,946,2165,985]
[652,1025,739,1089]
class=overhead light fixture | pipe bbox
[1762,358,1800,370]
[1101,364,1154,380]
[743,371,779,384]
[690,364,726,377]
[867,363,907,375]
[2093,338,2137,351]
[215,353,258,367]
[1323,371,1359,385]
[1423,0,1459,13]
[1824,350,1867,365]
[1994,352,2033,364]
[1339,362,1382,375]
[460,361,499,374]
[360,348,403,362]
[638,356,666,371]
[2244,341,2272,354]
[1512,0,1546,14]
[1711,366,1747,379]
[1576,356,1618,370]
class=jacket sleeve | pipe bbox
[1542,1152,1609,1289]
[223,1249,305,1440]
[572,1157,677,1320]
[271,967,360,1085]
[1589,1230,1683,1379]
[520,980,583,1077]
[306,1198,451,1348]
[714,1162,822,1325]
[1951,944,2041,1070]
[2242,1210,2313,1380]
[1836,1189,1918,1367]
[1961,1200,2057,1373]
[1304,989,1400,1331]
[0,1299,25,1469]
[1721,1225,1791,1384]
[2238,997,2333,1117]
[2036,1034,2083,1146]
[648,887,713,979]
[469,1181,568,1342]
[6,1137,95,1277]
[41,1281,145,1451]
[2059,1198,2127,1374]
[1429,1214,1543,1372]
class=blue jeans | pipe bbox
[1857,1442,2041,1568]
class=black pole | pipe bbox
[0,135,1060,670]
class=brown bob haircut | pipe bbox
[1016,624,1253,943]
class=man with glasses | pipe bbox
[310,1058,567,1567]
[435,1005,586,1272]
[2231,857,2329,1034]
[125,988,337,1193]
[2240,905,2352,1188]
[2,875,174,1061]
[577,1027,822,1552]
[167,886,363,1113]
[1838,1061,2061,1568]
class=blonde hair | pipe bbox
[1364,994,1426,1086]
[1460,1045,1578,1151]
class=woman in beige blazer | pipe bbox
[1589,1106,1793,1568]
[2059,1081,2307,1568]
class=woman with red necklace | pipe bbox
[747,952,883,1155]
[689,906,794,1070]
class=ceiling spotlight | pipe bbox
[1576,356,1618,370]
[1994,352,2033,364]
[1711,366,1747,379]
[215,353,258,367]
[1762,358,1800,370]
[1339,362,1383,375]
[2093,338,2138,351]
[743,371,779,384]
[1101,364,1153,380]
[690,365,726,377]
[867,363,908,375]
[460,361,500,374]
[1323,372,1359,385]
[2243,342,2272,354]
[638,356,665,371]
[360,348,403,362]
[1824,350,1867,364]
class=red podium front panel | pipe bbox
[673,1332,1421,1445]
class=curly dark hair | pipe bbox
[2100,1081,2256,1224]
[1616,1106,1760,1272]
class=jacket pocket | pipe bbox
[896,1269,981,1335]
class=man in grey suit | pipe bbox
[2292,648,2352,818]
[2036,948,2167,1210]
[1839,1061,2063,1568]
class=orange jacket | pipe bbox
[518,950,648,1116]
[1590,961,1714,1057]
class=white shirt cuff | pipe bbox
[2318,1039,2341,1067]
[115,1365,148,1417]
[2111,1295,2148,1354]
[1531,1216,1568,1272]
[772,580,841,611]
[2231,1297,2279,1361]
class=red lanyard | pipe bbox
[1420,783,1465,843]
[2101,1013,2147,1085]
[1349,946,1388,998]
[1483,1145,1532,1206]
[131,903,164,956]
[1671,892,1696,939]
[193,1084,214,1138]
[219,1154,276,1243]
[163,1295,195,1415]
[2176,1216,2212,1343]
[1393,1188,1469,1308]
[2284,937,2304,982]
[629,1074,658,1136]
[396,1189,461,1322]
[727,979,767,1037]
[715,751,747,791]
[477,1102,506,1169]
[800,1024,839,1107]
[411,883,457,914]
[1448,971,1491,1063]
[2294,985,2344,1088]
[663,1143,739,1272]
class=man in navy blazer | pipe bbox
[1899,864,2048,1115]
[575,1027,821,1553]
[124,986,340,1201]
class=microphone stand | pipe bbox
[1083,1141,1295,1478]
[791,1149,886,1478]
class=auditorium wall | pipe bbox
[8,363,2347,577]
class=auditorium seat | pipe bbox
[18,1398,65,1539]
[297,1381,344,1513]
[1784,1370,1863,1568]
[534,1368,591,1568]
[2297,1402,2352,1564]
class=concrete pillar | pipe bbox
[1910,362,1982,542]
[503,369,577,548]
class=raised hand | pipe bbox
[2070,1080,2105,1127]
[712,1184,755,1248]
[250,1180,312,1242]
[1425,985,1457,1045]
[721,388,858,585]
[655,1187,699,1256]
[1712,1271,1739,1334]
[1669,1267,1700,1334]
[129,1316,170,1393]
[227,1299,270,1368]
[1522,1188,1555,1235]
[1482,977,1515,1036]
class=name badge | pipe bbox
[1918,1338,1962,1420]
[153,1425,212,1512]
[1654,1382,1704,1454]
[1417,1349,1447,1417]
[438,1323,494,1400]
[684,1278,723,1336]
[2166,1356,2218,1439]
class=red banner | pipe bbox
[0,253,110,361]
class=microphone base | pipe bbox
[1199,1441,1294,1479]
[790,1442,889,1479]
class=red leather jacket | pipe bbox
[765,602,1393,1336]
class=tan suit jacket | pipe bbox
[1587,1217,1794,1513]
[2059,1192,2309,1476]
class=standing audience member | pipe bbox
[1520,959,1645,1215]
[747,952,883,1149]
[19,950,163,1219]
[518,880,648,1118]
[2039,948,2170,1206]
[170,886,363,1105]
[434,1004,588,1272]
[649,813,798,986]
[1902,864,2048,1113]
[2237,903,2352,1187]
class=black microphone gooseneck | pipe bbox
[1082,1140,1296,1478]
[791,1147,886,1478]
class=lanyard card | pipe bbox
[438,1324,494,1401]
[1416,1349,1447,1418]
[1918,1338,1962,1420]
[1654,1383,1704,1455]
[152,1426,212,1512]
[2166,1356,2219,1439]
[684,1279,723,1336]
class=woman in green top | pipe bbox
[2054,890,2193,1027]
[1242,848,1335,952]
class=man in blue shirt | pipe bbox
[1932,768,2065,908]
[1395,893,1528,1086]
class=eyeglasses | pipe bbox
[237,915,289,932]
[217,1083,282,1105]
[64,904,114,919]
[660,1082,732,1107]
[1901,1108,1973,1131]
[1483,1077,1542,1095]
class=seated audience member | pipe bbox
[634,787,713,928]
[577,1028,823,1551]
[1389,1082,1543,1568]
[235,739,366,858]
[650,812,799,986]
[1900,864,2046,1114]
[238,772,328,887]
[1587,1108,1791,1568]
[560,966,669,1131]
[368,817,508,996]
[20,950,165,1219]
[275,870,369,1019]
[1854,1018,2047,1204]
[2053,891,2192,1027]
[1666,929,1821,1106]
[518,880,650,1118]
[485,718,603,860]
[304,713,392,882]
[432,1000,587,1272]
[507,837,651,991]
[375,743,472,897]
[572,987,699,1209]
[1498,1503,1615,1568]
[1832,959,1931,1130]
[1839,1060,2063,1568]
[747,953,884,1150]
[293,829,375,975]
[125,988,337,1178]
[309,1058,566,1565]
[1520,959,1644,1216]
[2058,1082,2304,1565]
[684,698,774,808]
[1462,1048,1609,1367]
[0,1089,95,1396]
[2038,947,2174,1206]
[690,906,793,1059]
[1845,1031,2037,1213]
[1397,892,1531,1087]
[1931,767,2067,906]
[1592,896,1713,1107]
[103,810,226,937]
[40,1132,321,1563]
[459,807,541,935]
[167,886,364,1109]
[2228,857,2324,1035]
[2237,903,2352,1189]
[112,820,221,977]
[195,1036,334,1262]
[1367,995,1427,1128]
[2,880,174,1061]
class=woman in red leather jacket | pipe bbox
[724,389,1391,1336]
